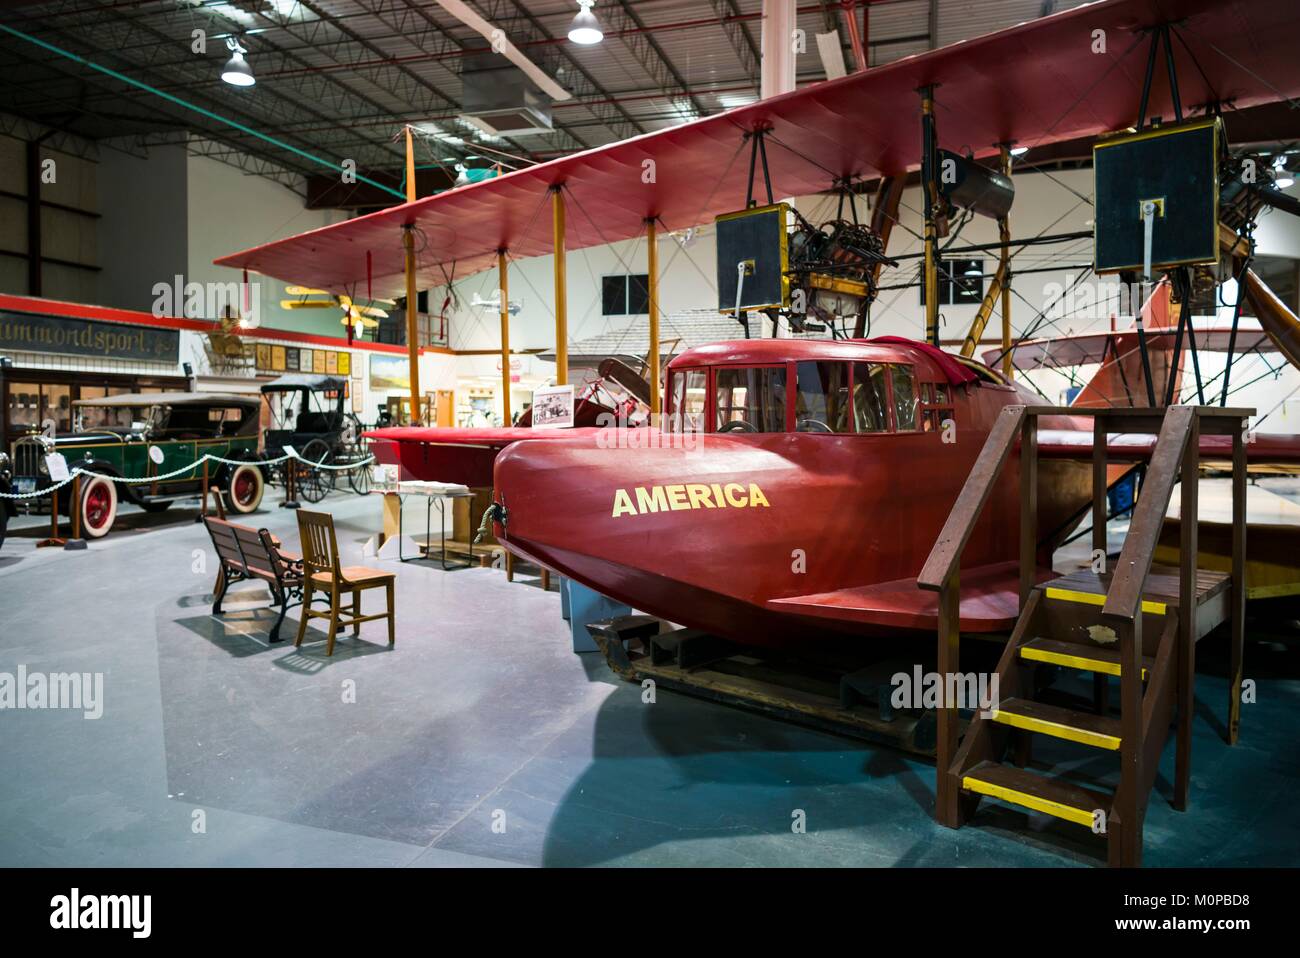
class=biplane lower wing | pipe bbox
[366,426,614,487]
[1037,428,1300,467]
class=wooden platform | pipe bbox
[587,617,944,757]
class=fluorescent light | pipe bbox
[1009,145,1028,156]
[222,37,254,86]
[569,1,603,45]
[1276,177,1295,189]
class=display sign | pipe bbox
[1093,118,1221,274]
[44,453,69,482]
[531,384,575,429]
[0,310,180,363]
[716,203,790,313]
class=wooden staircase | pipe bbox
[918,404,1249,866]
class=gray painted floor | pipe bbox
[1,487,1297,867]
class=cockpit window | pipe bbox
[667,368,708,432]
[714,366,787,433]
[795,362,849,433]
[852,363,890,433]
[891,365,919,431]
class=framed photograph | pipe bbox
[326,351,338,374]
[299,348,313,373]
[313,350,326,373]
[271,345,286,371]
[339,351,352,376]
[286,348,300,371]
[255,343,271,370]
[531,384,575,429]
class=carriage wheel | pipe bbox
[297,438,334,503]
[344,436,372,496]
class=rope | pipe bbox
[0,450,374,500]
[472,502,504,545]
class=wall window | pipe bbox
[852,363,890,433]
[602,274,651,316]
[794,362,850,432]
[714,366,787,433]
[919,258,985,306]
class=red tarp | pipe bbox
[215,0,1300,299]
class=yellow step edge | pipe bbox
[1020,645,1149,680]
[962,775,1100,827]
[990,708,1122,750]
[1044,586,1167,616]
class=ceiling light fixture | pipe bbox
[221,37,255,87]
[568,1,604,45]
[1009,145,1029,156]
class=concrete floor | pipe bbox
[1,486,1298,867]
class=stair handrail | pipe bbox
[917,404,1028,594]
[1100,405,1195,623]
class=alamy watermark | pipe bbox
[0,665,103,719]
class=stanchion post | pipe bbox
[64,473,86,550]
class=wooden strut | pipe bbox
[552,186,568,387]
[403,125,423,425]
[647,217,661,418]
[958,146,1014,362]
[920,86,940,347]
[499,249,512,425]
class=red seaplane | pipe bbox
[216,0,1300,646]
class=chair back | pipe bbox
[296,509,341,580]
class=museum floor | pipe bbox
[1,489,1298,868]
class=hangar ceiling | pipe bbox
[0,1,1094,196]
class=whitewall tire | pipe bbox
[78,475,118,539]
[226,463,265,514]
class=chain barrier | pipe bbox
[0,449,375,500]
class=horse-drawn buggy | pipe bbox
[260,374,372,501]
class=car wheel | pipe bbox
[226,462,265,514]
[78,475,118,538]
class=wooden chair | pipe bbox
[295,509,396,656]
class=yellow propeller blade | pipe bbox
[280,299,336,309]
[285,285,330,296]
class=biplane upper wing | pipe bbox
[215,0,1300,299]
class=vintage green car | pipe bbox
[9,392,267,538]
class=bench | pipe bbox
[202,516,305,642]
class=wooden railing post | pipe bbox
[1113,612,1144,867]
[1229,418,1246,744]
[1092,413,1108,561]
[1019,412,1037,609]
[935,571,961,827]
[1174,414,1199,810]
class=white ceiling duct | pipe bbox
[435,0,571,102]
[815,31,847,80]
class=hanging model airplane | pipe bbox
[280,286,392,330]
[471,292,522,316]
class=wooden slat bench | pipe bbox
[202,516,305,643]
